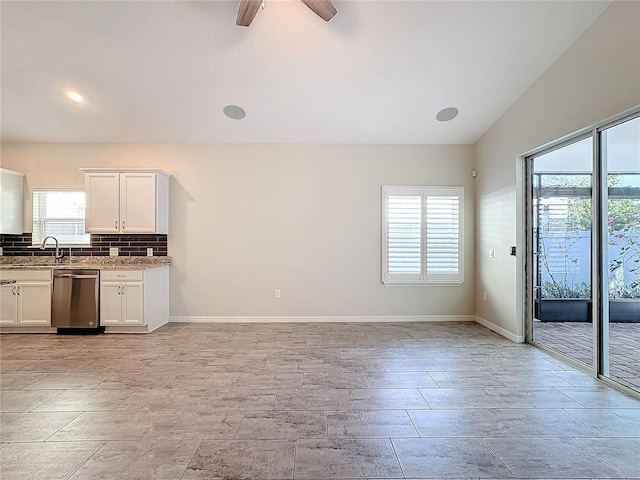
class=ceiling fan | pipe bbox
[236,0,337,27]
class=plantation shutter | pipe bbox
[32,190,90,245]
[386,189,423,281]
[382,186,463,285]
[425,190,461,281]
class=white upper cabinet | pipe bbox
[85,172,120,233]
[121,173,158,233]
[0,168,25,235]
[82,169,170,234]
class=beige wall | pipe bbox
[474,1,640,338]
[0,143,475,319]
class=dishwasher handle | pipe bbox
[55,274,98,279]
[54,273,99,279]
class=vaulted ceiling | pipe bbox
[1,1,611,144]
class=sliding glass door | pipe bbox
[527,111,640,394]
[531,136,593,368]
[600,116,640,391]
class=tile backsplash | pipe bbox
[0,233,167,257]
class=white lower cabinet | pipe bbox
[0,284,19,326]
[101,281,143,326]
[100,267,168,332]
[0,267,168,333]
[0,270,52,326]
[100,271,143,326]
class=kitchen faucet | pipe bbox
[40,236,64,263]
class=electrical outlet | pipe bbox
[147,248,153,256]
[510,246,517,256]
[274,289,281,299]
[109,247,118,256]
[0,247,3,256]
[489,249,495,258]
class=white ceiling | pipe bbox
[1,0,611,145]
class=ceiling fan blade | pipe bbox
[236,0,262,27]
[300,0,337,22]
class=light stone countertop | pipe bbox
[0,256,172,270]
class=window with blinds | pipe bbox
[32,190,90,245]
[382,186,463,285]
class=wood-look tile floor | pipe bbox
[1,321,639,479]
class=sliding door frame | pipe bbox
[521,106,640,396]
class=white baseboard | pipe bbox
[170,315,476,324]
[104,325,149,334]
[0,327,56,334]
[475,315,524,343]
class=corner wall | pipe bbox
[474,1,640,338]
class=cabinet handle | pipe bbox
[121,284,125,295]
[12,286,17,295]
[122,220,125,230]
[115,220,118,230]
[117,285,122,295]
[16,286,21,296]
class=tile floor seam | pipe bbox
[64,439,107,480]
[41,409,83,443]
[387,437,407,479]
[179,438,204,480]
[560,408,605,437]
[402,409,421,438]
[481,436,518,479]
[573,437,630,479]
[425,371,440,388]
[415,387,433,408]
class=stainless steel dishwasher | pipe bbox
[52,269,103,334]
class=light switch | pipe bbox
[489,249,495,258]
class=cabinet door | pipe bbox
[18,282,51,326]
[100,282,123,325]
[85,173,120,233]
[0,169,25,235]
[121,282,143,325]
[0,284,18,326]
[120,173,156,233]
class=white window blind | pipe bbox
[32,190,90,245]
[382,186,463,285]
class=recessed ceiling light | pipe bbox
[223,105,246,120]
[64,89,85,103]
[436,107,459,122]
